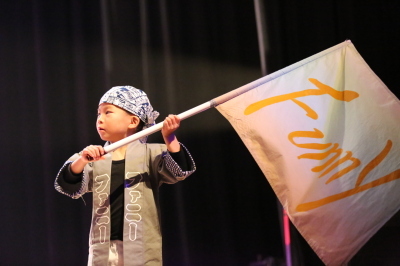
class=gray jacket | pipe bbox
[55,141,196,266]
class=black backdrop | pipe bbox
[1,0,399,265]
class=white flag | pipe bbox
[216,41,400,265]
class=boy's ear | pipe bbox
[129,116,141,129]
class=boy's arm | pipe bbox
[157,142,196,184]
[158,115,196,183]
[55,145,104,199]
[55,155,89,199]
[56,163,83,194]
[169,149,190,171]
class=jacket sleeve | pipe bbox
[54,153,92,199]
[156,142,196,184]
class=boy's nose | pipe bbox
[97,115,104,123]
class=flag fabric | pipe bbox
[216,40,400,265]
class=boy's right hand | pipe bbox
[71,145,105,174]
[80,145,106,162]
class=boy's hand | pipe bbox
[162,115,180,139]
[71,145,105,174]
[162,115,181,152]
[80,145,106,162]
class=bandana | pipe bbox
[99,86,160,142]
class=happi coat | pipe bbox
[55,140,196,266]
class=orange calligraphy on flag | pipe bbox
[244,78,399,212]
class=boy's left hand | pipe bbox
[162,115,181,152]
[162,114,180,139]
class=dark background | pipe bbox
[1,0,399,265]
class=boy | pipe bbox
[55,86,196,266]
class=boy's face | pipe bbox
[97,103,139,143]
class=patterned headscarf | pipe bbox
[99,86,159,142]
